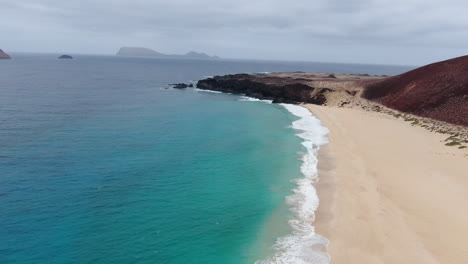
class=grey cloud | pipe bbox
[1,0,467,65]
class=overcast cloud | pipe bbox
[1,0,467,65]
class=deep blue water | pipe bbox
[0,54,412,264]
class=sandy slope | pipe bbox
[306,104,468,264]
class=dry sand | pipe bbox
[305,104,468,264]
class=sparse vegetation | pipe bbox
[404,117,416,122]
[266,71,468,150]
[362,104,467,149]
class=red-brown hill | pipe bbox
[363,56,468,126]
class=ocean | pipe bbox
[0,54,412,264]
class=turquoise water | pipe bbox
[0,55,411,264]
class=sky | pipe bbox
[1,0,468,65]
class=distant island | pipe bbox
[116,47,219,59]
[0,49,11,59]
[58,55,73,59]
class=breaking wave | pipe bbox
[257,104,330,264]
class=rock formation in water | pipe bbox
[0,49,11,59]
[58,55,73,59]
[363,55,468,126]
[171,83,193,89]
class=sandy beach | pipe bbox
[306,104,468,264]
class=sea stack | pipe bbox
[0,49,11,59]
[58,55,73,59]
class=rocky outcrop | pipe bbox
[196,74,330,104]
[196,64,467,127]
[58,55,73,59]
[171,83,193,89]
[363,55,468,126]
[0,49,11,59]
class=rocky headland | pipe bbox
[196,72,381,104]
[0,49,11,59]
[197,72,384,105]
[197,57,468,145]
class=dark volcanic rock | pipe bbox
[197,74,327,105]
[363,55,468,126]
[0,49,11,59]
[58,55,73,59]
[172,83,190,89]
[346,90,357,96]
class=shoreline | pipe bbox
[195,71,467,262]
[196,72,468,146]
[257,103,330,264]
[306,104,468,264]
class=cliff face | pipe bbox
[196,74,329,104]
[363,56,468,126]
[0,49,11,59]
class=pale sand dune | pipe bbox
[305,104,468,264]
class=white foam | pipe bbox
[195,88,223,94]
[238,96,273,104]
[257,104,330,264]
